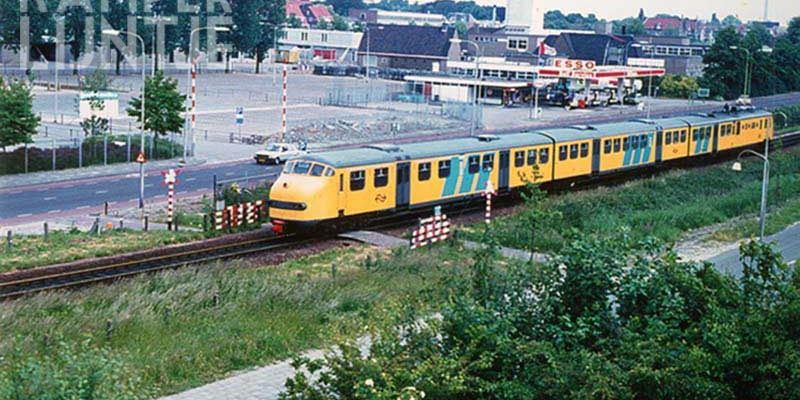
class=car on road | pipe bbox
[254,143,308,165]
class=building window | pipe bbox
[438,160,451,178]
[350,170,365,191]
[374,167,388,187]
[418,162,431,181]
[321,33,328,42]
[300,32,308,41]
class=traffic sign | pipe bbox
[235,107,244,126]
[161,168,180,185]
[136,152,146,163]
[697,88,710,98]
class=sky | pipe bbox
[411,0,800,26]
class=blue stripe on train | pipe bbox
[641,132,653,163]
[632,137,643,165]
[458,158,475,194]
[623,136,633,166]
[702,131,711,152]
[476,166,491,192]
[693,131,702,154]
[441,156,461,197]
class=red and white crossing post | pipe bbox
[161,168,180,230]
[281,64,287,141]
[482,180,496,224]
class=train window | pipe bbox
[324,168,335,177]
[438,160,451,178]
[350,170,365,191]
[665,133,672,145]
[374,167,389,187]
[760,120,763,129]
[569,144,579,159]
[540,148,549,163]
[640,135,648,147]
[692,129,698,141]
[705,127,712,137]
[559,146,568,161]
[672,132,678,143]
[310,164,325,176]
[527,149,537,165]
[604,140,612,154]
[631,135,639,149]
[482,154,494,171]
[468,155,480,173]
[514,151,525,167]
[580,143,589,158]
[623,137,630,151]
[293,161,312,174]
[418,162,431,181]
[680,130,687,142]
[614,138,621,152]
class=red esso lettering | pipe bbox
[586,61,596,69]
[574,60,583,69]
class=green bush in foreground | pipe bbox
[282,234,800,399]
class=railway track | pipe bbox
[3,131,799,301]
[0,234,320,300]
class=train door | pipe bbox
[591,138,600,174]
[498,151,509,191]
[712,124,719,153]
[396,162,410,208]
[655,130,663,162]
[337,173,346,216]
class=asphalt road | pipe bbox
[708,223,800,277]
[0,162,280,225]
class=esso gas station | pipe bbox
[536,58,666,109]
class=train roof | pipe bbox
[302,109,772,169]
[305,132,552,168]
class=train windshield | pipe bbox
[292,161,312,174]
[282,161,333,176]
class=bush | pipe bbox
[659,74,700,99]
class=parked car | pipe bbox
[254,142,308,165]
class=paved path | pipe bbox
[707,222,800,277]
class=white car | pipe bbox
[254,143,307,165]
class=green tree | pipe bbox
[659,74,700,98]
[126,71,184,148]
[701,27,745,99]
[722,14,741,27]
[287,14,303,28]
[332,14,349,31]
[613,17,645,35]
[316,18,330,30]
[82,69,112,92]
[454,21,467,36]
[326,0,366,15]
[0,78,40,152]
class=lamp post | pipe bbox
[103,29,146,210]
[452,38,481,136]
[731,142,770,241]
[186,26,229,159]
[729,45,751,98]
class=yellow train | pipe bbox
[268,108,773,233]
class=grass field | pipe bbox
[0,243,469,398]
[463,145,800,252]
[0,229,204,273]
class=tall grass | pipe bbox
[469,146,800,252]
[0,244,469,397]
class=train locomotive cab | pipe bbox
[268,159,338,233]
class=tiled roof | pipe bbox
[358,24,455,58]
[644,17,682,30]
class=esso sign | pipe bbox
[553,58,596,71]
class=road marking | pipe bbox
[108,201,117,205]
[225,172,235,176]
[36,188,49,192]
[185,177,196,182]
[95,190,108,194]
[8,191,21,194]
[76,205,90,210]
[145,183,154,188]
[43,196,57,201]
[129,198,138,202]
[16,213,32,218]
[48,209,61,214]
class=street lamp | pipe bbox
[451,38,481,136]
[103,28,147,211]
[731,143,770,241]
[186,25,229,159]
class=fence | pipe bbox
[1,133,184,175]
[320,81,406,108]
[442,101,484,126]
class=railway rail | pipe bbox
[0,234,320,300]
[2,130,799,300]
